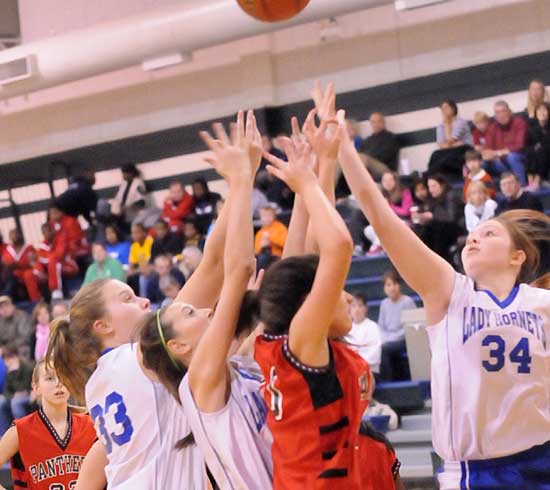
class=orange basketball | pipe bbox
[236,0,310,22]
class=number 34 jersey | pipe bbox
[85,344,205,490]
[427,273,550,462]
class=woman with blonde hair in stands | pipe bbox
[335,82,550,489]
[0,360,96,490]
[46,117,247,489]
[526,79,549,120]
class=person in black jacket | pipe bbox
[54,169,98,225]
[192,178,221,234]
[496,172,544,215]
[360,112,400,180]
[414,174,464,262]
[150,220,183,262]
[526,102,550,189]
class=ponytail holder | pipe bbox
[156,309,183,372]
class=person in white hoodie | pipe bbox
[464,181,498,232]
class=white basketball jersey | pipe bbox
[85,344,206,489]
[180,355,273,490]
[427,273,550,461]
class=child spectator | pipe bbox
[150,220,183,261]
[254,205,288,270]
[192,178,221,233]
[159,274,183,308]
[345,293,382,380]
[51,302,68,320]
[83,243,125,285]
[48,203,88,299]
[1,229,40,302]
[526,101,550,189]
[128,223,153,273]
[365,172,413,255]
[464,181,498,232]
[145,254,185,305]
[0,296,33,361]
[31,302,50,361]
[161,180,194,233]
[104,224,131,266]
[378,270,416,382]
[472,111,493,150]
[463,149,496,201]
[182,217,205,251]
[0,345,34,436]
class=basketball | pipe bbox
[236,0,310,22]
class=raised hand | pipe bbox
[302,108,342,162]
[311,80,336,121]
[200,110,261,182]
[263,140,316,194]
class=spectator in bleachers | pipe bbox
[178,246,203,280]
[464,181,498,233]
[150,220,183,262]
[254,204,288,270]
[252,188,269,220]
[364,172,413,255]
[51,302,68,320]
[145,254,185,305]
[482,100,528,186]
[83,243,125,286]
[182,216,206,251]
[346,119,363,151]
[416,174,464,262]
[410,178,430,229]
[378,270,415,382]
[207,198,225,237]
[0,297,32,360]
[159,274,182,308]
[54,169,98,227]
[192,178,221,234]
[472,111,493,151]
[428,99,473,179]
[0,345,34,436]
[31,302,50,361]
[359,112,400,180]
[104,224,131,266]
[463,149,496,201]
[128,223,153,274]
[110,163,148,233]
[48,203,87,300]
[526,102,550,190]
[1,229,41,302]
[345,293,382,381]
[495,172,543,215]
[162,180,194,234]
[525,78,549,120]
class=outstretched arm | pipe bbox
[188,111,258,413]
[266,140,353,367]
[338,121,455,325]
[74,440,108,490]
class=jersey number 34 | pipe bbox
[90,391,134,455]
[482,335,532,374]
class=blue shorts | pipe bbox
[440,441,550,490]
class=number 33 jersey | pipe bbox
[427,272,550,462]
[85,344,205,490]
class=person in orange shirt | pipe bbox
[254,205,288,270]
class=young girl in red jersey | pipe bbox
[250,119,372,489]
[0,360,96,490]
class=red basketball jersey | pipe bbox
[358,432,401,490]
[254,335,371,490]
[11,408,96,490]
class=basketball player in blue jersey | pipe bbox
[46,128,240,488]
[330,81,550,490]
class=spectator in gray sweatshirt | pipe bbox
[0,296,33,361]
[378,270,416,381]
